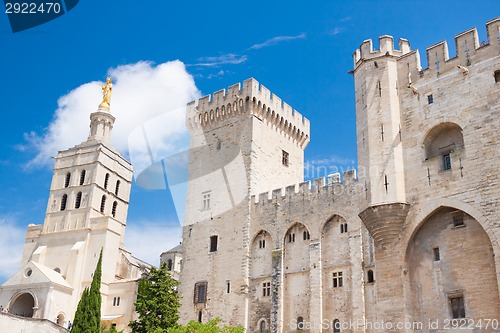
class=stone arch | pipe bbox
[422,122,464,160]
[283,222,310,328]
[258,318,268,333]
[250,230,273,278]
[405,205,500,323]
[56,312,66,326]
[9,291,36,317]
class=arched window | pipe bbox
[333,319,340,332]
[79,170,86,185]
[259,320,266,333]
[297,317,304,330]
[60,194,68,211]
[167,259,173,271]
[54,267,61,273]
[64,172,71,188]
[100,195,106,214]
[367,270,374,283]
[423,123,464,171]
[112,201,117,217]
[104,173,110,190]
[115,180,120,196]
[75,192,82,209]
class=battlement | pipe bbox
[353,35,411,67]
[251,169,360,207]
[396,17,500,86]
[186,78,310,147]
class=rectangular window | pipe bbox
[113,296,120,306]
[427,94,434,104]
[333,272,343,288]
[443,154,452,170]
[453,216,464,227]
[210,235,218,252]
[262,282,271,296]
[194,282,208,304]
[450,296,465,319]
[202,192,211,210]
[226,281,230,294]
[282,150,289,167]
[433,247,440,261]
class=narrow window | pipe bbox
[79,170,86,185]
[453,215,464,227]
[495,70,500,83]
[210,235,218,252]
[367,270,374,283]
[198,311,202,323]
[288,233,295,243]
[427,94,434,104]
[443,154,452,170]
[340,224,344,233]
[333,272,343,288]
[333,319,341,333]
[433,247,440,261]
[344,223,348,233]
[259,239,266,249]
[115,180,120,196]
[216,140,222,151]
[226,281,230,293]
[260,321,266,333]
[112,201,117,217]
[282,150,289,166]
[303,231,310,240]
[450,296,465,319]
[297,317,304,330]
[100,195,106,214]
[64,172,71,188]
[104,173,110,190]
[202,192,211,210]
[262,282,271,296]
[75,192,82,209]
[60,194,68,211]
[167,259,173,271]
[113,297,116,306]
[194,282,207,303]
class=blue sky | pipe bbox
[0,0,498,283]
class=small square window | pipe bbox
[427,94,434,104]
[453,216,464,227]
[282,150,289,167]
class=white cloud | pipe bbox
[124,221,182,267]
[0,217,25,283]
[25,60,200,169]
[190,54,248,67]
[249,33,306,50]
[328,27,344,36]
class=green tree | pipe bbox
[129,262,180,333]
[72,250,103,333]
[167,318,245,333]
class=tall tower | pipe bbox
[353,37,412,327]
[0,81,144,332]
[179,78,309,326]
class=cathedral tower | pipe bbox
[0,80,146,332]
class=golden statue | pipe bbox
[98,77,113,110]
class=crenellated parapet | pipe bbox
[251,169,362,207]
[353,35,411,68]
[186,78,310,148]
[398,18,500,86]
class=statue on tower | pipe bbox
[98,77,113,110]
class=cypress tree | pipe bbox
[71,250,103,333]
